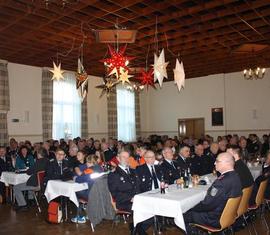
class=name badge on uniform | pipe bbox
[210,187,218,196]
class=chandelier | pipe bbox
[243,67,266,80]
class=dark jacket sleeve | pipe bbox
[192,181,226,212]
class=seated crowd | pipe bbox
[0,133,269,234]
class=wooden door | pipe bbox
[178,118,205,139]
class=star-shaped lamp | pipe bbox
[50,62,65,81]
[174,58,185,92]
[95,77,118,98]
[153,49,169,87]
[100,44,135,78]
[137,68,155,90]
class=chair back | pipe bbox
[109,193,117,212]
[255,178,268,207]
[37,171,46,189]
[237,185,253,217]
[220,196,242,229]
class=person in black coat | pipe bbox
[136,150,163,193]
[190,144,206,176]
[160,147,181,184]
[108,150,148,235]
[45,148,73,183]
[13,148,49,211]
[249,152,270,205]
[227,145,254,189]
[0,147,7,201]
[176,145,191,171]
[102,142,115,162]
[184,152,242,234]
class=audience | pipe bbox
[1,132,270,234]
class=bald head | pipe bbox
[215,152,235,174]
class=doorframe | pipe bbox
[178,117,205,138]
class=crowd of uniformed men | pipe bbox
[0,133,270,234]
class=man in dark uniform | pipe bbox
[203,143,218,175]
[184,152,242,234]
[45,148,73,183]
[160,147,181,185]
[102,142,115,162]
[108,150,147,235]
[176,145,191,171]
[227,145,254,189]
[136,150,163,193]
[190,144,206,176]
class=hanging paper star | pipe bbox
[152,49,169,87]
[75,58,89,101]
[50,62,65,81]
[174,58,185,92]
[75,58,88,88]
[137,68,156,90]
[100,44,135,78]
[95,77,118,98]
[119,68,133,85]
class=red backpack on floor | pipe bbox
[47,201,63,224]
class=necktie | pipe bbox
[59,162,63,175]
[125,167,130,175]
[151,166,159,189]
[171,161,176,169]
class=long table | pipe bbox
[132,174,216,232]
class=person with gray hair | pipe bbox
[67,144,79,170]
[184,152,242,234]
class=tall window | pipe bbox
[116,85,136,142]
[53,72,81,139]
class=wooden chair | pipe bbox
[32,171,45,213]
[190,196,242,234]
[236,185,253,235]
[248,179,269,235]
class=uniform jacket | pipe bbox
[107,166,140,211]
[192,170,242,227]
[136,164,163,193]
[45,159,73,182]
[160,159,181,184]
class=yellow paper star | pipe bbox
[50,62,65,81]
[119,69,133,85]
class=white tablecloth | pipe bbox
[0,172,30,186]
[45,180,88,207]
[248,165,261,179]
[132,173,217,232]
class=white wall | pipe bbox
[87,76,108,139]
[7,63,43,142]
[6,62,108,142]
[6,61,270,142]
[140,71,270,139]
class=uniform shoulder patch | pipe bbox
[210,187,218,196]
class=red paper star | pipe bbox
[137,68,156,90]
[100,44,135,77]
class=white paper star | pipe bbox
[108,67,119,78]
[174,58,185,92]
[50,62,65,81]
[153,49,169,87]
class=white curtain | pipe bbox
[53,72,81,140]
[116,85,136,142]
